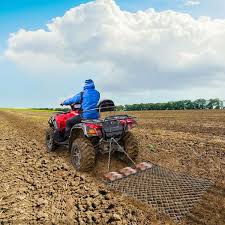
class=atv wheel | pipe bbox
[46,128,58,152]
[71,138,95,172]
[118,131,139,163]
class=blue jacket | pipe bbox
[63,80,100,119]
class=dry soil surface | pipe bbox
[0,110,224,225]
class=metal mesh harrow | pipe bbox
[107,164,213,222]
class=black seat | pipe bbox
[97,99,115,112]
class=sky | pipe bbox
[1,0,225,108]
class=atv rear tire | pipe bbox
[118,132,138,163]
[46,128,58,152]
[71,138,95,172]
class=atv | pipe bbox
[45,100,139,172]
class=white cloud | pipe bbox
[5,0,225,97]
[184,1,201,7]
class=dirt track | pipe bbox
[0,110,225,224]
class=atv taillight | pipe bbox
[87,128,97,135]
[120,118,137,130]
[86,124,102,137]
[119,119,126,125]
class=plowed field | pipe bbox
[0,109,224,225]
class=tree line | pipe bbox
[117,98,224,111]
[32,98,224,111]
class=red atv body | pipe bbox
[55,110,79,130]
[46,100,139,171]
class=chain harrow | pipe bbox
[106,164,213,222]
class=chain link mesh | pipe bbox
[106,164,213,222]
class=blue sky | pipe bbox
[0,0,90,107]
[1,0,225,107]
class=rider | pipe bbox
[61,79,100,139]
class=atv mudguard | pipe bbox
[69,123,89,150]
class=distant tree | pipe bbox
[116,105,125,111]
[207,98,223,109]
[193,99,207,109]
[122,98,224,111]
